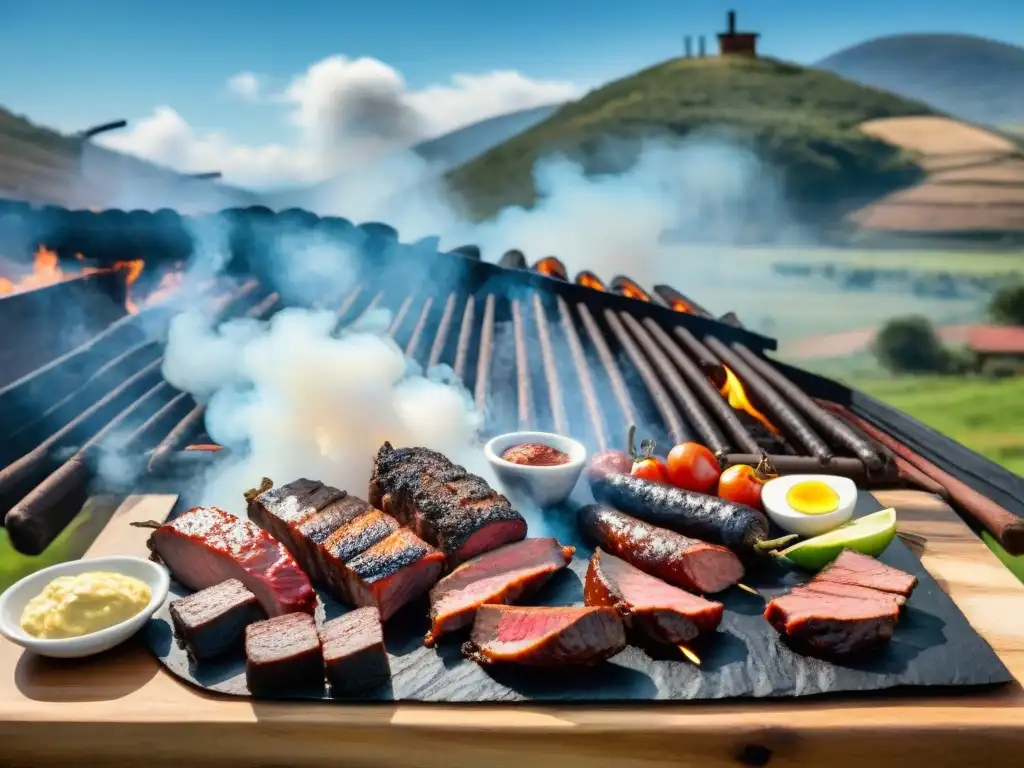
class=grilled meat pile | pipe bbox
[248,478,445,621]
[765,551,918,655]
[370,442,528,565]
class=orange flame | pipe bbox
[0,244,179,315]
[576,272,606,292]
[719,364,779,434]
[672,298,698,315]
[617,279,651,302]
[534,257,567,280]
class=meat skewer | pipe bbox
[578,504,745,594]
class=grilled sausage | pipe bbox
[590,473,795,557]
[578,504,744,594]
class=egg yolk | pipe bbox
[785,480,841,515]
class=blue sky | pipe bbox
[2,0,1021,186]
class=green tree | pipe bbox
[873,316,950,374]
[988,283,1024,326]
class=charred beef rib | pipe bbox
[426,537,575,646]
[247,478,444,621]
[463,604,626,667]
[148,506,316,617]
[584,548,723,645]
[370,442,528,564]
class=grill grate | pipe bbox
[0,204,897,555]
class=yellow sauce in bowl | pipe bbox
[19,571,152,639]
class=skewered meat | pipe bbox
[370,442,528,564]
[578,504,744,594]
[321,607,391,695]
[464,605,626,667]
[148,506,316,617]
[816,550,919,597]
[247,479,444,621]
[168,578,262,662]
[426,537,575,646]
[245,612,324,694]
[584,548,723,645]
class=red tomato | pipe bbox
[717,464,766,510]
[631,457,670,485]
[666,442,721,493]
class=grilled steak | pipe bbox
[169,578,263,662]
[321,607,391,695]
[816,550,918,597]
[245,612,324,694]
[792,580,907,608]
[764,591,900,655]
[578,504,744,594]
[464,605,626,667]
[248,479,444,621]
[584,548,723,645]
[148,506,316,617]
[425,537,576,646]
[370,442,528,564]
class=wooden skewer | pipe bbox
[737,583,763,597]
[677,645,701,665]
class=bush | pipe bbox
[988,283,1024,325]
[873,316,951,374]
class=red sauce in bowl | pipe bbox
[501,443,571,467]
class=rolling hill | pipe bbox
[444,56,938,226]
[0,106,259,212]
[817,34,1024,126]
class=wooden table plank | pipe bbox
[2,490,1023,767]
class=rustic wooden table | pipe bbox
[1,490,1022,767]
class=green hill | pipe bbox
[444,56,939,224]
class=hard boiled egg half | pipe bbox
[760,474,857,537]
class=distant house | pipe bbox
[963,324,1024,372]
[717,11,759,58]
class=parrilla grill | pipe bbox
[1,198,1023,556]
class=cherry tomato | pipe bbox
[717,464,766,510]
[631,456,670,485]
[666,442,721,494]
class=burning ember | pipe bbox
[670,297,698,315]
[532,256,569,281]
[575,271,606,292]
[611,276,652,303]
[0,244,181,314]
[719,364,779,435]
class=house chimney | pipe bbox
[684,35,692,58]
[728,10,736,35]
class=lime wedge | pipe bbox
[779,508,898,571]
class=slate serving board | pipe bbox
[145,492,1013,703]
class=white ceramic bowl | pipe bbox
[484,431,588,508]
[760,474,858,538]
[0,556,170,659]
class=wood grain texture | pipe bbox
[1,490,1023,767]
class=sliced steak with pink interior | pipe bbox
[816,550,918,598]
[425,537,576,646]
[464,605,626,667]
[764,590,900,655]
[148,506,316,617]
[370,442,528,565]
[584,547,723,645]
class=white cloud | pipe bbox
[97,54,580,188]
[227,71,261,101]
